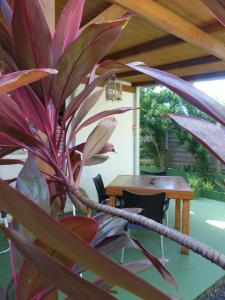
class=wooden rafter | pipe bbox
[112,0,225,61]
[117,55,221,78]
[132,70,225,87]
[105,20,224,61]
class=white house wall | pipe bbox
[76,85,136,201]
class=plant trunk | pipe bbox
[68,189,225,270]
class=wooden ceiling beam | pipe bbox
[112,0,225,61]
[117,55,221,78]
[132,70,225,87]
[104,20,223,61]
[82,4,128,31]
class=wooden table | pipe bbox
[106,175,194,254]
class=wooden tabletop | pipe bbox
[106,175,194,199]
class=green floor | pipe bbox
[1,198,225,299]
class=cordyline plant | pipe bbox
[0,0,225,299]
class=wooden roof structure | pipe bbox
[45,1,225,91]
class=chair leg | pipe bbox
[120,247,125,264]
[160,235,164,259]
[165,210,169,227]
[0,212,10,255]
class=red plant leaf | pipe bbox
[0,69,57,95]
[73,107,132,137]
[11,87,52,134]
[0,158,24,165]
[70,89,103,132]
[17,216,99,300]
[82,117,117,161]
[0,93,30,133]
[12,0,53,103]
[74,142,114,154]
[101,60,225,127]
[0,226,116,300]
[0,44,17,73]
[0,0,12,28]
[53,0,85,64]
[63,69,116,122]
[0,17,13,55]
[84,155,109,166]
[127,62,225,126]
[93,259,162,292]
[0,146,19,157]
[167,113,225,164]
[203,0,225,26]
[53,19,128,110]
[0,180,175,300]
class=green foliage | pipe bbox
[201,180,215,193]
[185,172,202,192]
[140,86,212,174]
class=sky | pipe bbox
[194,79,225,104]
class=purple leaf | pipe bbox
[74,107,132,137]
[101,60,225,127]
[82,117,117,161]
[70,89,103,132]
[202,0,225,26]
[53,0,85,64]
[84,155,109,166]
[94,259,164,292]
[0,0,12,28]
[11,87,52,135]
[53,19,128,110]
[73,118,117,186]
[0,69,57,95]
[12,0,53,104]
[74,142,115,154]
[167,113,225,164]
[0,19,13,56]
[0,158,24,165]
[0,227,116,300]
[127,62,225,126]
[63,70,116,122]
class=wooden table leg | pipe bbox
[109,195,116,207]
[182,199,190,255]
[175,199,181,230]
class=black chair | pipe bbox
[140,170,170,225]
[93,174,123,207]
[120,190,168,262]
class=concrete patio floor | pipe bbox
[113,198,225,299]
[1,197,225,299]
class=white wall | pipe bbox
[76,85,137,201]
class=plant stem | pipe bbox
[69,187,225,270]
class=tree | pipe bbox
[140,86,212,175]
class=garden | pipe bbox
[140,86,225,201]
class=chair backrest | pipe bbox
[123,190,166,223]
[93,174,107,203]
[140,170,167,176]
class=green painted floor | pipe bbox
[1,198,225,299]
